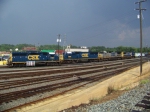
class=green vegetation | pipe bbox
[0,44,150,52]
[140,79,150,85]
[0,44,63,52]
[89,46,150,53]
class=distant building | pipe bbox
[135,53,145,57]
[65,45,89,52]
[55,50,64,55]
[41,50,64,55]
[0,51,10,56]
[23,47,37,51]
[41,50,55,54]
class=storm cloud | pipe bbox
[0,0,149,47]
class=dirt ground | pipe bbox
[10,61,150,112]
[60,90,129,112]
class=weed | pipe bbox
[107,85,115,94]
[124,87,130,90]
[90,97,100,103]
[140,79,150,85]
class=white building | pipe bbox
[65,46,89,52]
[135,53,145,57]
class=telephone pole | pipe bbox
[57,34,61,56]
[135,0,146,75]
[63,34,67,51]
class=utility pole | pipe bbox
[135,0,146,75]
[57,34,61,56]
[63,34,67,51]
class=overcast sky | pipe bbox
[0,0,150,47]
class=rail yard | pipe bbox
[0,57,149,111]
[1,0,149,111]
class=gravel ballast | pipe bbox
[62,81,150,112]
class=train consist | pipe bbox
[7,51,135,67]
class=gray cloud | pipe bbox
[0,0,149,47]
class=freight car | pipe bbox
[7,51,135,67]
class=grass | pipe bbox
[140,79,150,85]
[89,97,101,103]
[107,85,116,94]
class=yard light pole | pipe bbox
[57,34,61,56]
[135,0,146,75]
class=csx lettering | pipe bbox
[82,54,88,57]
[28,55,39,60]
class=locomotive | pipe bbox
[7,51,135,67]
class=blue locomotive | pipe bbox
[7,51,135,67]
[7,51,60,67]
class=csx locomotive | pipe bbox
[7,51,135,67]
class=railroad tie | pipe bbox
[131,93,150,112]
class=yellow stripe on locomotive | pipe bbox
[6,54,12,66]
[59,55,64,61]
[98,53,103,58]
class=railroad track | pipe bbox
[0,58,149,111]
[132,93,150,112]
[0,62,138,92]
[0,62,124,79]
[0,57,145,71]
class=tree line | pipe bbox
[0,44,150,53]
